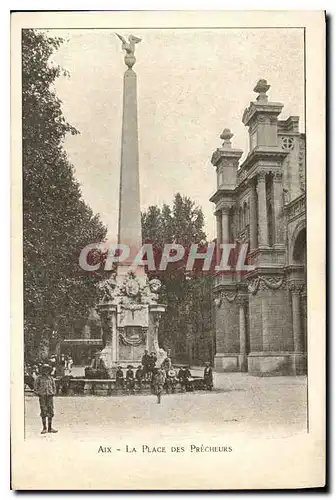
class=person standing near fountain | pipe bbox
[152,367,166,404]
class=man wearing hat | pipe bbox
[166,366,178,394]
[115,365,124,391]
[125,365,135,394]
[34,364,58,434]
[178,365,192,392]
[203,362,214,391]
[135,365,144,391]
[152,366,166,404]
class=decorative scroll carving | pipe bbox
[118,327,146,347]
[248,276,285,295]
[214,289,238,306]
[223,292,238,302]
[288,281,305,294]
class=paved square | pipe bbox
[25,371,308,441]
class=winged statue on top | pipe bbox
[115,33,142,68]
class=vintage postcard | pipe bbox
[11,10,325,490]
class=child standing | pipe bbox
[34,364,58,434]
[152,367,166,404]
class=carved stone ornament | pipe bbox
[115,33,142,69]
[220,128,234,148]
[288,281,305,294]
[214,296,222,308]
[119,328,146,347]
[125,279,140,297]
[97,275,117,302]
[281,136,294,151]
[237,295,248,307]
[214,290,238,305]
[149,279,162,293]
[257,171,267,182]
[273,171,283,182]
[97,271,161,308]
[223,292,238,302]
[248,275,285,295]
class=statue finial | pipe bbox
[220,128,234,148]
[115,33,142,69]
[253,79,270,103]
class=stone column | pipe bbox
[249,178,258,250]
[290,283,304,352]
[237,295,248,371]
[221,206,230,243]
[273,172,284,244]
[256,171,269,246]
[216,211,222,264]
[118,66,143,274]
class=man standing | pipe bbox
[148,351,157,380]
[203,362,213,391]
[135,365,143,391]
[141,350,151,380]
[34,364,58,434]
[152,367,166,404]
[161,353,172,374]
[115,366,124,391]
[125,365,135,395]
[166,366,177,394]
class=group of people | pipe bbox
[112,350,214,404]
[25,349,214,432]
[25,353,74,390]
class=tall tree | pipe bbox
[141,194,214,365]
[22,29,107,360]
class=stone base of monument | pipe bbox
[96,272,166,376]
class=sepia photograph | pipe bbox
[11,10,325,490]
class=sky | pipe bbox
[48,28,304,240]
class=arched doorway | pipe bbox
[290,226,307,370]
[293,227,306,266]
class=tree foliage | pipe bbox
[141,194,214,365]
[22,29,107,360]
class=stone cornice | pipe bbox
[209,188,235,204]
[242,101,284,126]
[211,147,243,167]
[239,146,288,171]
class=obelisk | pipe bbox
[95,35,166,374]
[116,33,143,276]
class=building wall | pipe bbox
[216,299,239,354]
[210,81,306,376]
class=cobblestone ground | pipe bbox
[25,370,308,441]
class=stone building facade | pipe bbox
[210,80,306,376]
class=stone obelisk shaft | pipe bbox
[118,68,142,275]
